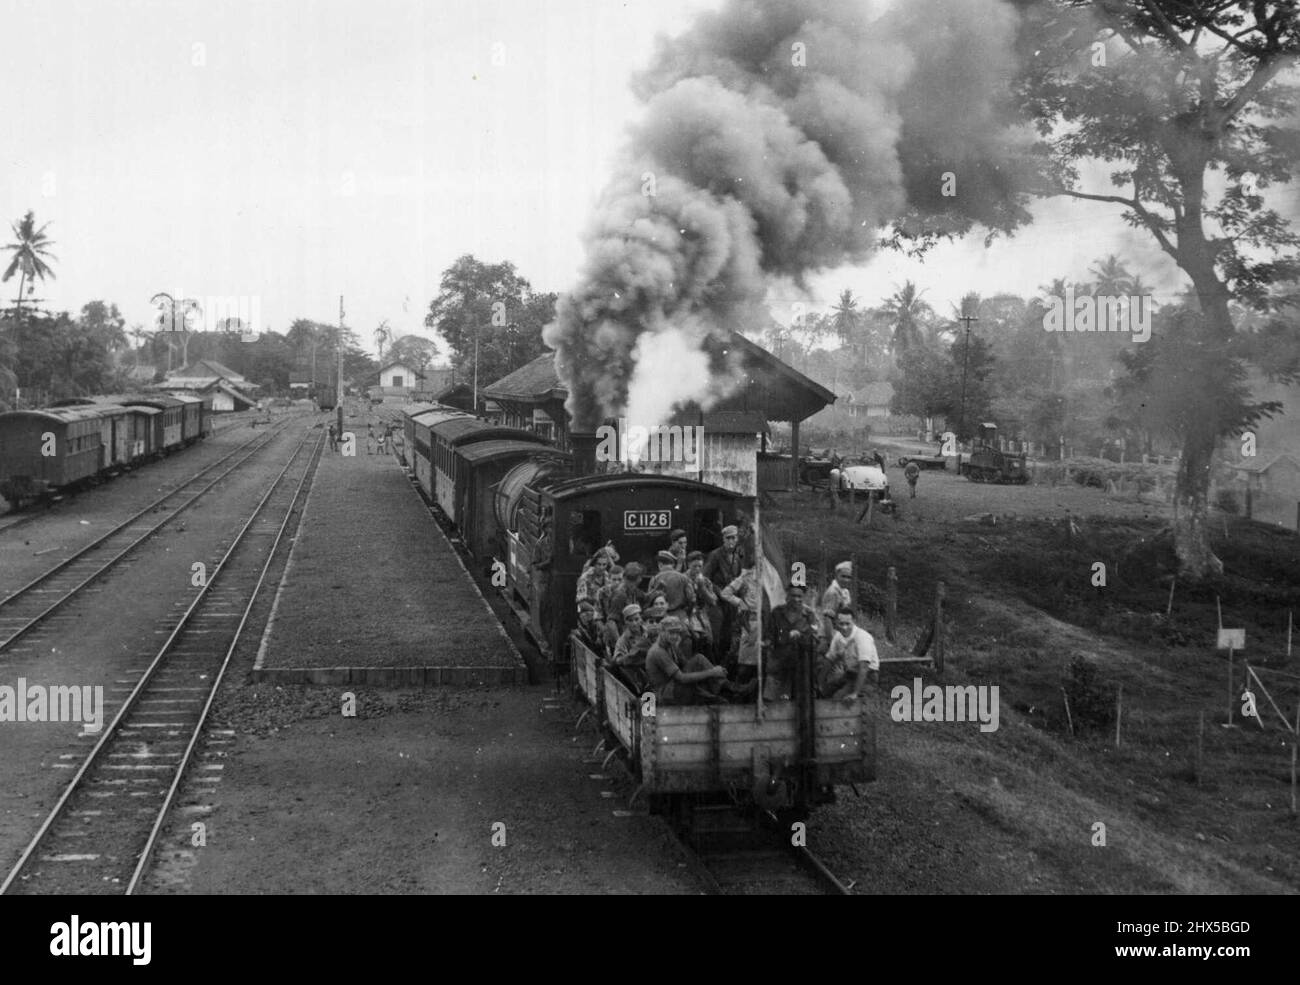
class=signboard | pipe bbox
[1216,628,1245,651]
[624,509,671,533]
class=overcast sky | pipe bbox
[3,0,1192,357]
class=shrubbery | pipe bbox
[1037,456,1173,494]
[1061,655,1117,731]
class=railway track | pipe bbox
[668,804,853,895]
[0,417,299,653]
[0,426,325,895]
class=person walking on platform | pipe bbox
[367,424,376,456]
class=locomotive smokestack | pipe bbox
[569,431,600,477]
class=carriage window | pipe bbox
[568,510,601,559]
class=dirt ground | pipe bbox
[764,461,1300,894]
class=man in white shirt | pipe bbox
[818,607,879,701]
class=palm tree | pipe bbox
[1088,254,1134,297]
[3,210,57,324]
[830,289,861,346]
[882,281,930,356]
[374,320,392,364]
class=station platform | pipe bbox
[252,416,527,685]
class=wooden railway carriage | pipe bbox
[427,417,549,521]
[109,394,186,452]
[48,398,133,470]
[400,402,441,467]
[169,392,209,444]
[0,408,106,503]
[408,407,471,502]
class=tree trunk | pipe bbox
[1173,412,1223,580]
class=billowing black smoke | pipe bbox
[545,0,1038,430]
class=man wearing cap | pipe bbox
[721,564,764,691]
[645,617,727,705]
[576,550,614,614]
[649,550,695,620]
[668,529,688,571]
[613,604,652,666]
[765,583,821,701]
[570,600,608,663]
[684,550,719,659]
[601,562,647,649]
[705,525,745,663]
[818,607,879,701]
[820,561,854,646]
[704,525,744,590]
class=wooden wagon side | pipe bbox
[639,700,875,795]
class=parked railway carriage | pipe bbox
[167,392,208,444]
[400,402,442,466]
[427,417,550,521]
[0,408,106,504]
[109,394,186,452]
[48,398,133,470]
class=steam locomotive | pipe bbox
[403,403,875,818]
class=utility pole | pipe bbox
[473,323,480,414]
[956,312,978,444]
[337,296,345,436]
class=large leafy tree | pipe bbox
[425,255,554,386]
[1017,0,1300,577]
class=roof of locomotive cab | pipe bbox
[456,440,572,466]
[540,471,750,502]
[431,417,549,446]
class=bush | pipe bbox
[1061,655,1117,731]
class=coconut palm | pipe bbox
[3,210,57,323]
[374,320,392,364]
[1088,255,1134,297]
[830,289,861,346]
[882,281,931,356]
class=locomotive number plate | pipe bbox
[624,510,671,532]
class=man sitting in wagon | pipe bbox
[818,607,879,702]
[570,599,608,664]
[649,550,695,621]
[613,604,652,665]
[601,561,647,649]
[645,617,728,706]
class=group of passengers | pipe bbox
[569,528,879,707]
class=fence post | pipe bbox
[885,566,898,644]
[1115,684,1123,748]
[932,581,946,673]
